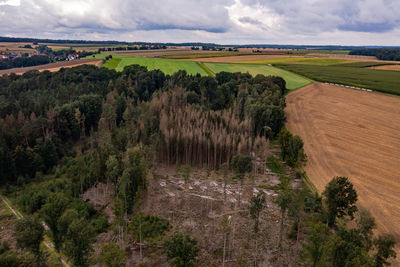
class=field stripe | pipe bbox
[196,62,215,77]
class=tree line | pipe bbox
[349,48,400,61]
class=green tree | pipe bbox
[331,227,372,267]
[119,147,148,213]
[278,129,306,167]
[15,215,45,266]
[373,234,396,267]
[323,177,358,227]
[41,193,69,267]
[98,242,126,267]
[301,222,332,267]
[164,233,200,267]
[357,209,376,250]
[64,218,94,267]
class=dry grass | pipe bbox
[285,83,400,262]
[0,59,102,76]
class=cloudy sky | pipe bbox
[0,0,399,45]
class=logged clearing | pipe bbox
[286,83,400,260]
[369,64,400,71]
[0,59,102,75]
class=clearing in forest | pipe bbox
[285,83,400,260]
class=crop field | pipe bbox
[204,63,311,90]
[228,57,352,65]
[102,56,208,75]
[0,59,102,76]
[276,63,400,95]
[286,83,400,260]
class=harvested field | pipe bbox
[369,64,400,71]
[0,59,102,75]
[286,83,400,261]
[184,54,302,62]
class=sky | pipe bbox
[0,0,399,46]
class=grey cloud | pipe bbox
[0,0,399,44]
[238,16,262,25]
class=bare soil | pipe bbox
[183,55,303,62]
[285,83,400,262]
[369,65,400,71]
[0,59,102,76]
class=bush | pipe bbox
[129,214,169,241]
[266,155,285,174]
[164,233,199,267]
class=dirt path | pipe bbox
[285,83,400,262]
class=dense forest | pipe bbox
[349,48,400,61]
[0,65,396,266]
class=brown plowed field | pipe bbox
[286,83,400,261]
[184,54,302,62]
[0,59,102,76]
[369,65,400,71]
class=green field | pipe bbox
[114,57,207,75]
[87,53,311,90]
[205,63,311,90]
[102,58,122,69]
[276,63,400,95]
[229,57,352,66]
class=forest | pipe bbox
[0,64,396,266]
[349,48,400,61]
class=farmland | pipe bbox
[285,83,400,261]
[204,62,311,89]
[103,56,208,75]
[90,53,312,90]
[0,58,102,75]
[276,63,400,95]
[227,57,352,65]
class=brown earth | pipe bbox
[369,65,400,71]
[286,83,400,263]
[183,54,303,62]
[0,59,102,76]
